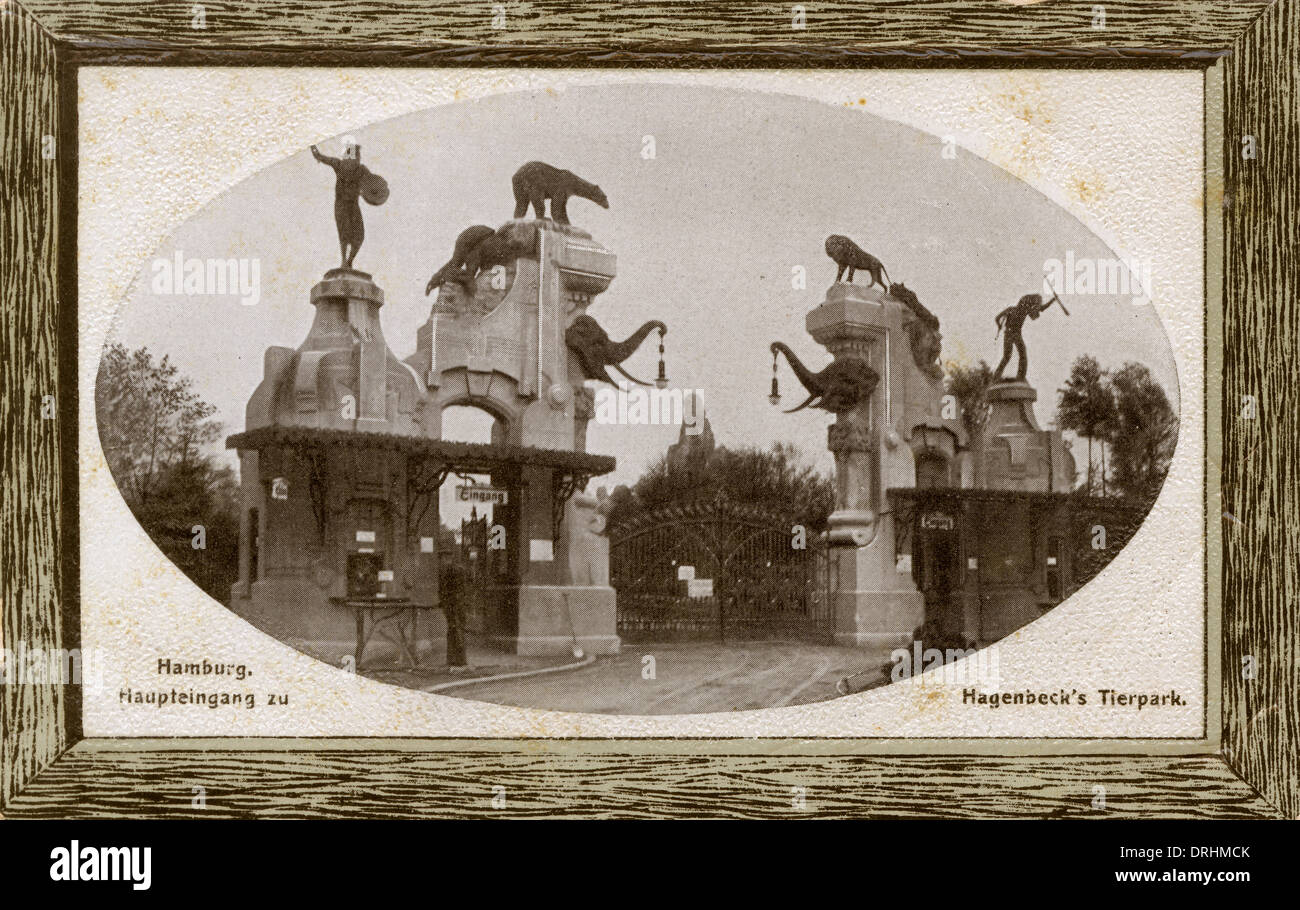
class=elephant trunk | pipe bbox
[607,320,667,365]
[770,342,824,397]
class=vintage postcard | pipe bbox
[75,67,1207,743]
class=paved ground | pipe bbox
[286,637,577,684]
[340,639,896,714]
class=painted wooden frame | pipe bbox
[2,0,1295,819]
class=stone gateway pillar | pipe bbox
[805,283,925,649]
[977,381,1075,493]
[408,220,623,656]
[229,268,439,645]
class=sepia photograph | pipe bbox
[83,73,1198,729]
[4,0,1295,858]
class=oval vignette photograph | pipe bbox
[94,82,1182,716]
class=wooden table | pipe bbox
[330,597,443,670]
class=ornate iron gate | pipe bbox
[609,500,832,642]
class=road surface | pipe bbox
[421,640,894,714]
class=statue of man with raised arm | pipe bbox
[311,139,388,270]
[993,293,1054,382]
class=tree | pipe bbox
[945,359,995,444]
[96,343,223,508]
[608,441,834,532]
[95,343,239,601]
[1107,362,1178,504]
[1057,355,1118,496]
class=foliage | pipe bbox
[97,343,222,505]
[96,342,239,601]
[1057,355,1119,495]
[1053,356,1176,505]
[606,441,833,532]
[1070,498,1148,588]
[1107,362,1178,504]
[944,359,994,443]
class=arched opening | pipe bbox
[440,403,508,524]
[440,404,503,442]
[915,451,950,489]
[439,404,518,635]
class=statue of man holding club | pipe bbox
[993,284,1070,382]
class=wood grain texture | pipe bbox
[18,0,1275,61]
[4,0,1294,819]
[1,743,1281,818]
[0,3,65,810]
[1222,0,1300,820]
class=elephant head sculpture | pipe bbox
[770,342,879,414]
[566,315,667,386]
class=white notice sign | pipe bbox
[356,530,376,543]
[530,539,554,562]
[677,565,695,581]
[687,578,713,598]
[457,485,508,505]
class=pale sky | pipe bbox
[103,83,1180,512]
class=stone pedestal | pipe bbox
[831,532,925,650]
[244,268,424,436]
[978,381,1076,493]
[988,380,1041,428]
[513,586,620,656]
[808,289,883,547]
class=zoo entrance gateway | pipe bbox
[226,147,1140,662]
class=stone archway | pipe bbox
[399,219,622,654]
[908,424,963,489]
[428,369,523,445]
[439,392,514,445]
